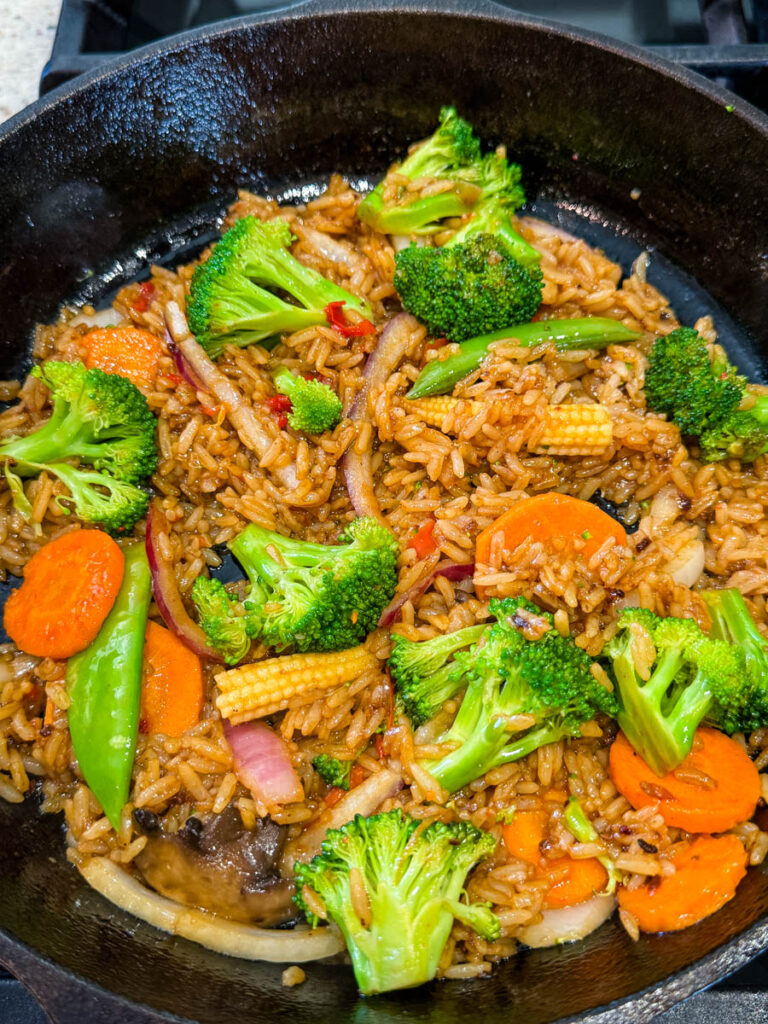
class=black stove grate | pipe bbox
[4,0,768,1021]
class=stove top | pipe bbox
[4,1,767,1022]
[40,0,768,107]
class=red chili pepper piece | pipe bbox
[324,786,345,807]
[408,520,437,559]
[132,280,155,313]
[428,337,448,349]
[268,394,293,413]
[375,734,385,760]
[324,301,375,337]
[349,764,366,788]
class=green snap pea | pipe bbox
[67,541,151,827]
[407,318,641,399]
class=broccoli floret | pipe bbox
[645,327,745,439]
[426,598,618,793]
[393,148,542,341]
[271,367,342,434]
[394,233,542,342]
[187,217,371,357]
[17,459,148,535]
[702,588,768,731]
[388,623,487,727]
[0,361,157,483]
[206,517,399,653]
[357,107,485,236]
[449,151,539,268]
[293,809,499,994]
[699,395,768,463]
[313,754,353,790]
[603,608,748,775]
[190,576,251,665]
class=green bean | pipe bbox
[406,318,641,399]
[67,542,151,827]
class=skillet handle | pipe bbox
[0,933,161,1024]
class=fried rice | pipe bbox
[1,171,768,978]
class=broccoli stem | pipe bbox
[407,318,641,399]
[703,588,768,679]
[610,641,707,777]
[449,206,540,270]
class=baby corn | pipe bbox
[406,396,613,455]
[215,644,377,725]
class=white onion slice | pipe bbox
[282,768,402,874]
[164,301,298,491]
[518,894,617,948]
[342,313,420,521]
[69,307,124,329]
[79,857,343,962]
[667,538,706,588]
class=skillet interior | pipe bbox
[1,2,768,1020]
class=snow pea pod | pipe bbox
[67,541,151,827]
[407,317,641,399]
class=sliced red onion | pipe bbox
[343,313,419,521]
[145,501,223,662]
[164,327,205,390]
[281,768,402,873]
[378,560,475,627]
[224,720,304,806]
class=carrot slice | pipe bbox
[81,327,163,389]
[503,809,608,907]
[3,530,124,659]
[618,835,747,932]
[475,493,627,568]
[141,621,203,737]
[543,857,609,909]
[503,809,548,864]
[609,728,760,834]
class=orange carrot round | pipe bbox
[503,809,548,864]
[503,809,608,907]
[475,493,627,568]
[609,728,760,834]
[3,530,124,659]
[618,835,747,932]
[543,857,609,909]
[81,327,163,389]
[141,621,203,737]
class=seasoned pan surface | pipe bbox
[1,3,768,1021]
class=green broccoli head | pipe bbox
[187,216,370,357]
[271,367,342,434]
[388,623,487,727]
[312,754,354,790]
[698,395,768,463]
[226,517,399,653]
[191,576,251,665]
[645,327,745,438]
[20,459,149,535]
[0,361,157,483]
[603,607,747,775]
[293,808,499,995]
[702,588,768,733]
[426,597,616,794]
[357,107,486,235]
[394,233,543,342]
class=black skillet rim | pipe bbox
[2,1,768,1021]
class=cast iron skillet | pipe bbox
[1,2,768,1021]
